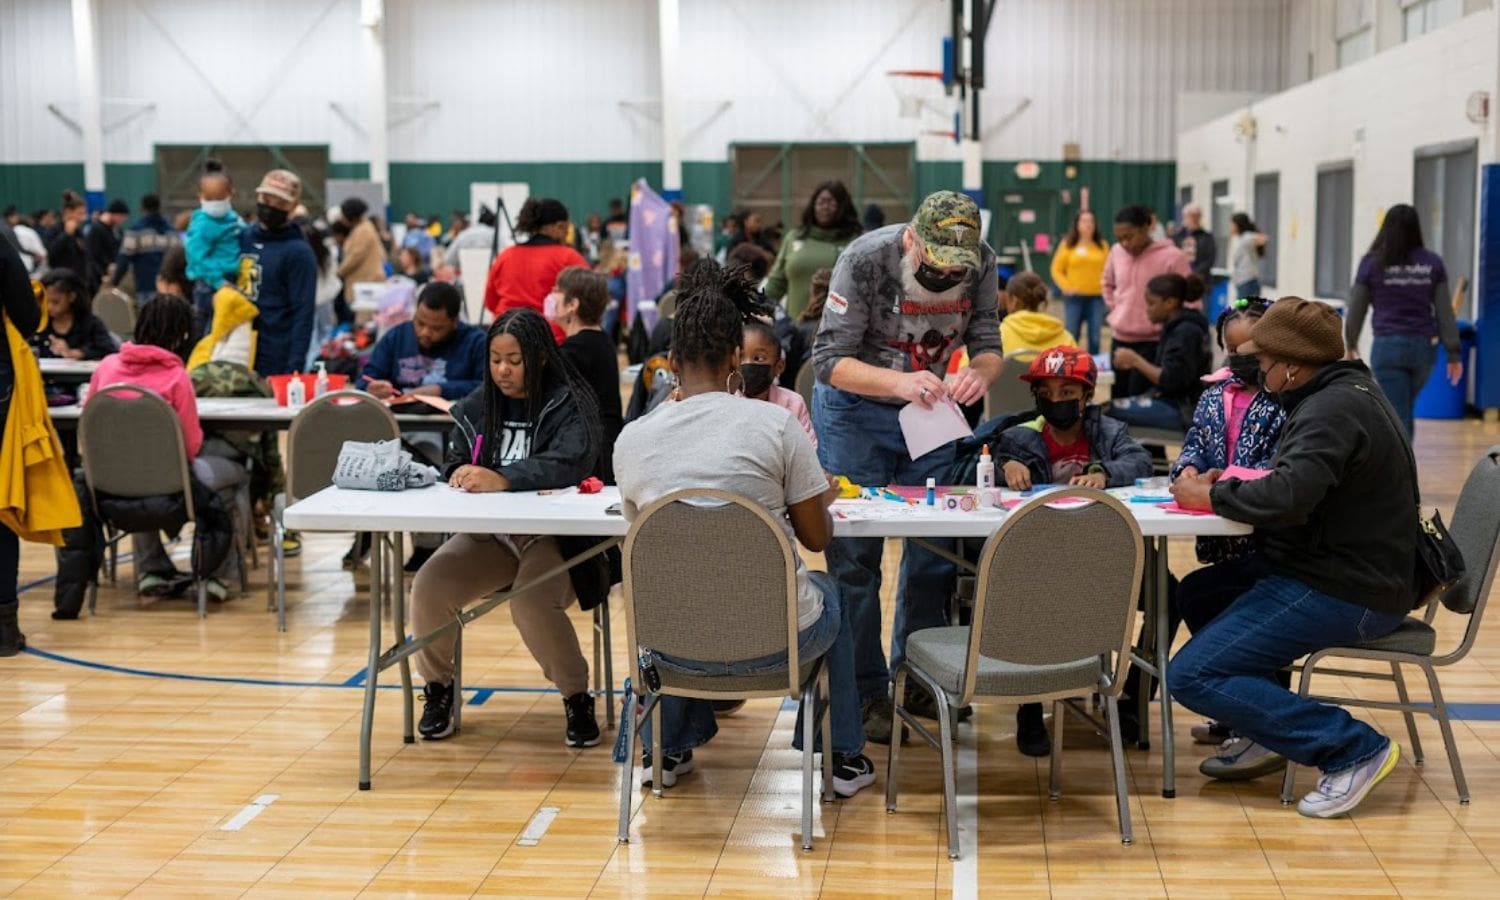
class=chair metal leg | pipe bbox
[617,688,641,842]
[651,701,664,799]
[274,511,288,631]
[595,602,615,729]
[1153,536,1177,798]
[1390,661,1424,765]
[452,622,464,733]
[1105,693,1134,844]
[107,527,118,584]
[819,667,834,803]
[358,541,383,791]
[392,534,413,745]
[886,666,909,813]
[87,581,98,615]
[801,677,817,851]
[1419,661,1470,804]
[1049,699,1065,800]
[197,579,207,618]
[935,683,960,860]
[1281,660,1317,804]
[266,515,278,612]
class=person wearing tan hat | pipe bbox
[1168,296,1420,819]
[809,190,1002,743]
[236,169,317,379]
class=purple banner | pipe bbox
[625,179,678,334]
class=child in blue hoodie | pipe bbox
[184,159,244,334]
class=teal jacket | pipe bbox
[184,208,245,284]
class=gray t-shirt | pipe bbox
[613,392,829,630]
[1230,233,1261,286]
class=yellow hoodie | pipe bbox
[1000,310,1076,358]
[1,290,82,544]
[188,285,259,371]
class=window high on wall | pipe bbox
[1335,0,1375,68]
[1402,0,1462,40]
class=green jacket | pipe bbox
[764,226,856,319]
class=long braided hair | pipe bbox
[483,308,600,465]
[133,293,196,361]
[671,259,772,368]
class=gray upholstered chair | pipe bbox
[79,384,210,615]
[982,354,1036,421]
[616,489,834,851]
[269,390,399,630]
[888,488,1145,857]
[1280,445,1500,806]
[794,359,816,410]
[94,287,136,339]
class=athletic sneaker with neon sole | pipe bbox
[1297,740,1400,818]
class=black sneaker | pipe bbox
[0,603,25,658]
[861,695,908,746]
[404,545,436,573]
[1016,702,1051,757]
[903,683,973,724]
[832,752,877,798]
[640,750,694,788]
[419,681,456,740]
[343,532,371,569]
[711,699,746,715]
[563,692,601,748]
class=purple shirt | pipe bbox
[1354,248,1446,338]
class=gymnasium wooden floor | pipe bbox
[4,418,1500,898]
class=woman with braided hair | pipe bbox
[612,260,877,797]
[409,308,604,747]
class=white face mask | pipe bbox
[200,199,232,218]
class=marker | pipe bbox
[1130,494,1174,504]
[471,433,483,466]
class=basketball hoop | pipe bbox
[886,69,946,120]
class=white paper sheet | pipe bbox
[897,396,974,461]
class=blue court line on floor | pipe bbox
[22,646,563,704]
[1441,703,1500,721]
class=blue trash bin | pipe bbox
[1414,320,1476,420]
[1207,278,1230,325]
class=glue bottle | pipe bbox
[925,477,937,506]
[314,361,330,398]
[976,443,995,491]
[286,374,306,409]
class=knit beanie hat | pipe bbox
[1238,297,1345,364]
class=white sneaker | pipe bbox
[640,751,694,789]
[1199,737,1286,781]
[1297,741,1400,818]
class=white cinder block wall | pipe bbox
[1177,5,1498,339]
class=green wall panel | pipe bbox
[386,161,666,224]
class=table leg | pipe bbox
[1135,541,1155,752]
[359,531,386,790]
[392,532,414,744]
[1156,536,1176,799]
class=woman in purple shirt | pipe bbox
[1344,204,1462,436]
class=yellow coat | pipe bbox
[187,285,259,371]
[0,300,82,545]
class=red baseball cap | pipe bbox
[1020,345,1097,391]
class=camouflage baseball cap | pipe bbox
[911,191,981,271]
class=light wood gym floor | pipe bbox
[4,418,1500,898]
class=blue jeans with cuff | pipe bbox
[812,383,956,702]
[619,572,865,758]
[1106,396,1184,431]
[1063,294,1104,354]
[1167,575,1407,773]
[1371,333,1436,438]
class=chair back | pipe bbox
[94,287,136,338]
[983,355,1035,421]
[655,289,678,321]
[286,390,400,503]
[964,488,1143,703]
[1433,446,1500,661]
[79,383,194,516]
[622,489,801,693]
[794,359,816,410]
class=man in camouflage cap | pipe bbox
[810,190,1002,743]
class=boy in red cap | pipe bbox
[992,344,1153,755]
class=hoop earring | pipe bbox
[726,369,744,395]
[670,385,683,402]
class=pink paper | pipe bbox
[1158,501,1215,516]
[898,396,974,461]
[1220,465,1271,482]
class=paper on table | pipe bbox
[897,396,973,461]
[1220,465,1271,482]
[1158,501,1216,516]
[387,393,455,413]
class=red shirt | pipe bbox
[1042,426,1091,483]
[483,239,588,343]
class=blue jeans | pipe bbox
[812,383,956,701]
[1234,279,1261,299]
[1370,334,1435,437]
[191,280,216,339]
[620,572,864,757]
[1063,294,1104,354]
[1167,575,1407,773]
[1106,396,1183,431]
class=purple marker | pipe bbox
[471,433,483,466]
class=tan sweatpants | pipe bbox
[409,533,588,696]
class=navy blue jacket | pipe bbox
[358,320,487,400]
[239,223,317,377]
[112,212,180,293]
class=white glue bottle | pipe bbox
[314,361,330,398]
[286,374,306,409]
[976,443,995,491]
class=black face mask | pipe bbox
[1228,353,1261,386]
[739,362,775,398]
[1036,396,1084,431]
[256,203,289,229]
[913,263,966,294]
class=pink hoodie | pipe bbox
[1101,239,1190,343]
[88,343,203,460]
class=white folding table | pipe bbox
[48,396,452,433]
[284,484,1248,793]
